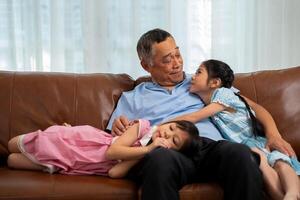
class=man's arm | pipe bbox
[242,95,295,156]
[106,92,135,136]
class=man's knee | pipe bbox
[144,148,179,173]
[138,148,177,186]
[217,142,263,184]
[221,143,253,161]
[127,148,179,183]
[146,147,170,160]
[235,144,261,166]
[143,148,194,180]
[217,142,261,174]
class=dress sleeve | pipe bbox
[137,119,151,139]
[137,119,153,146]
[211,88,239,110]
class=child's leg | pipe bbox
[273,160,300,200]
[8,136,21,153]
[7,153,44,171]
[251,148,284,200]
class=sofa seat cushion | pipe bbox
[1,166,225,200]
[0,167,138,200]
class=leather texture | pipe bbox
[0,66,299,200]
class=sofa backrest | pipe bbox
[234,66,300,156]
[0,66,300,163]
[0,71,135,162]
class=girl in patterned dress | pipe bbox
[7,119,199,178]
[174,59,300,200]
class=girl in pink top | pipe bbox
[7,119,199,178]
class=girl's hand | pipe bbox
[265,136,296,157]
[147,137,172,152]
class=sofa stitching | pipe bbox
[74,74,78,125]
[8,72,16,140]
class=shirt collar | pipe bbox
[151,72,187,87]
[140,126,157,146]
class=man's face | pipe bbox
[144,37,184,87]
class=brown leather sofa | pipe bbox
[0,66,299,200]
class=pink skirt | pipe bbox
[18,125,118,175]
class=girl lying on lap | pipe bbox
[7,119,199,178]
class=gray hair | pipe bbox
[136,28,172,66]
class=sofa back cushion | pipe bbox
[234,66,300,156]
[0,71,134,161]
[1,66,300,162]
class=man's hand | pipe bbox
[265,136,296,157]
[111,115,130,136]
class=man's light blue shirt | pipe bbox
[106,74,224,141]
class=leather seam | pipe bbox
[8,72,16,139]
[74,74,78,125]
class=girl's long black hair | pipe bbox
[234,93,265,137]
[202,59,265,137]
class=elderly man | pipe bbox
[106,28,295,200]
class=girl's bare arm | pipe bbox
[106,123,150,160]
[108,160,140,178]
[173,103,226,123]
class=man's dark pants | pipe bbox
[128,138,264,200]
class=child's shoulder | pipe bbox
[214,87,235,97]
[129,119,151,132]
[211,87,238,105]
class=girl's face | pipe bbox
[152,122,189,150]
[189,64,210,93]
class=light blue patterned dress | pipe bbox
[210,87,300,174]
